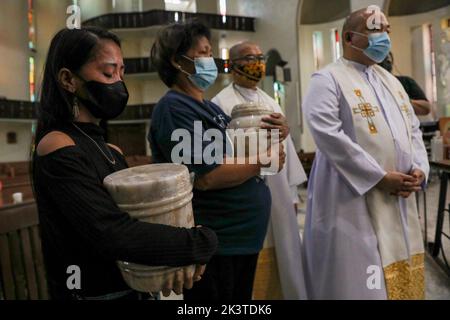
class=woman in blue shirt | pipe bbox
[148,21,287,301]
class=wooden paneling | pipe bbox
[0,201,49,300]
[107,123,147,157]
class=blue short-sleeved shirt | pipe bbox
[148,90,271,255]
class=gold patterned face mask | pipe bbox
[233,60,266,82]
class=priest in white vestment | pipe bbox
[302,8,429,300]
[212,41,308,300]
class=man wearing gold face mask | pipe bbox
[212,41,308,300]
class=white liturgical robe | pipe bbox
[302,58,429,300]
[212,83,308,300]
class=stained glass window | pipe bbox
[28,0,36,102]
[29,57,35,102]
[312,31,323,71]
[27,0,36,50]
[331,28,341,62]
[220,0,227,24]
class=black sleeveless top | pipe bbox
[32,121,217,299]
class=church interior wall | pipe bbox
[0,121,34,163]
[1,0,450,162]
[0,0,30,101]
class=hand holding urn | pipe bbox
[261,112,290,142]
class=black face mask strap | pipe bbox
[73,72,87,83]
[72,73,93,101]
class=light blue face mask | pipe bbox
[350,31,391,63]
[180,55,218,91]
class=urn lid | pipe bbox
[103,164,192,206]
[230,102,273,119]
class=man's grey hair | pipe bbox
[229,41,261,61]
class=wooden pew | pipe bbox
[0,161,33,206]
[0,181,34,207]
[0,200,49,300]
[0,161,30,179]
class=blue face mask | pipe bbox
[351,31,391,63]
[180,55,218,91]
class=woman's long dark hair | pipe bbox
[31,27,121,195]
[36,26,121,143]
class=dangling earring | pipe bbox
[72,97,80,119]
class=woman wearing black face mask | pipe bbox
[32,27,217,300]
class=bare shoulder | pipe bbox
[107,143,123,155]
[36,131,76,156]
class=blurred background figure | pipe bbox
[379,52,432,116]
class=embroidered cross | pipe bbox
[400,104,412,116]
[353,90,380,134]
[353,103,380,134]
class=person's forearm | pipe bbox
[194,158,261,190]
[101,222,218,267]
[410,99,431,116]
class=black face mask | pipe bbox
[76,76,129,120]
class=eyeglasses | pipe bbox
[233,54,267,63]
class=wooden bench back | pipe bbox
[0,161,30,178]
[0,200,49,300]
